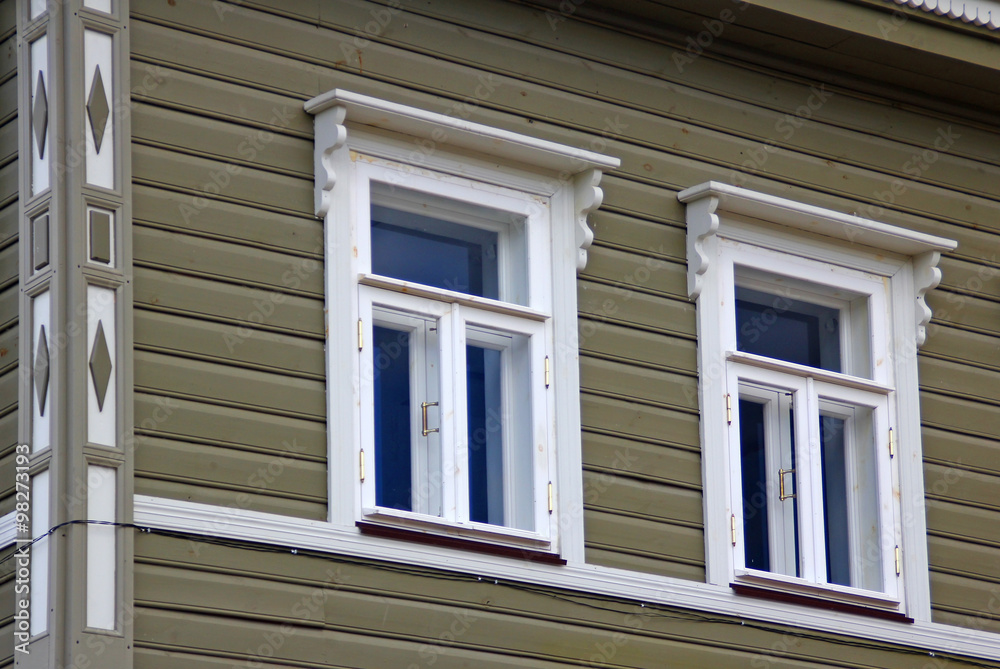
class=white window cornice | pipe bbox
[305,89,619,272]
[678,181,957,347]
[304,89,620,174]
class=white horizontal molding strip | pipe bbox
[888,0,1000,28]
[135,495,1000,662]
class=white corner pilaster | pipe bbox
[16,1,133,667]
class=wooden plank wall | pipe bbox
[0,0,15,664]
[128,0,1000,657]
[134,531,981,669]
[129,0,328,520]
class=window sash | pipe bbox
[728,362,897,597]
[356,160,549,314]
[719,242,892,387]
[359,285,551,540]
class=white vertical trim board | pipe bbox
[86,466,117,630]
[30,0,47,20]
[86,285,116,446]
[0,511,15,547]
[83,0,113,13]
[29,35,49,196]
[30,471,49,637]
[83,29,114,190]
[32,291,50,454]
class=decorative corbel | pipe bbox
[313,105,348,218]
[573,168,603,272]
[683,194,721,300]
[913,250,943,348]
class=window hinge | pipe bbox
[357,319,364,351]
[895,545,901,576]
[730,514,737,546]
[544,356,551,388]
[547,482,554,513]
[726,394,732,425]
[889,427,895,458]
[359,449,366,482]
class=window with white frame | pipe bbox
[305,90,619,557]
[680,182,955,616]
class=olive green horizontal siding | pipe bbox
[134,531,974,669]
[131,25,326,519]
[130,0,1000,640]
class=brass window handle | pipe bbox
[778,468,796,501]
[421,401,439,437]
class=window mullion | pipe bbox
[799,377,827,584]
[445,304,468,524]
[412,319,437,517]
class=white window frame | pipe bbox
[308,90,619,559]
[680,181,956,619]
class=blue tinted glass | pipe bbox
[820,415,851,586]
[372,219,498,299]
[736,292,841,372]
[739,399,770,572]
[373,326,412,511]
[467,345,503,525]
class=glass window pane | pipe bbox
[739,390,799,578]
[739,399,770,572]
[371,206,499,299]
[820,415,850,586]
[466,329,534,531]
[467,346,503,526]
[736,288,842,372]
[820,404,882,591]
[373,325,413,512]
